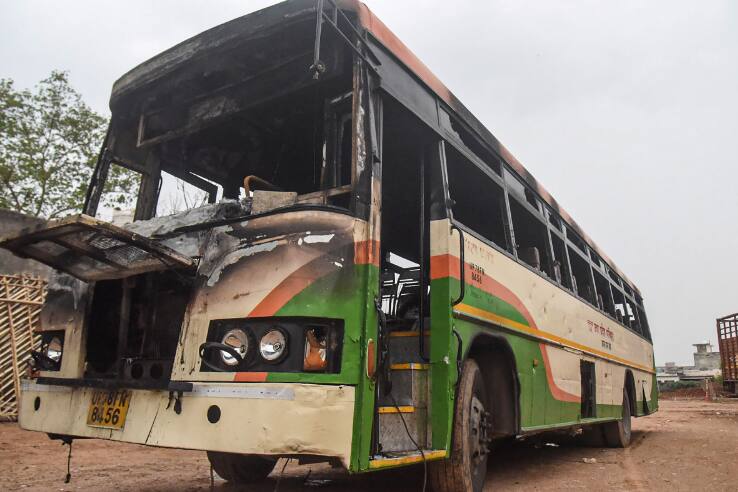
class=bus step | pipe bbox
[387,331,429,365]
[369,449,447,469]
[377,405,428,452]
[377,363,429,407]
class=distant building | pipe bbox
[692,342,721,371]
[656,341,721,385]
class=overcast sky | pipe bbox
[2,1,736,365]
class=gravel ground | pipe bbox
[1,398,737,491]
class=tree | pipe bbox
[0,71,138,219]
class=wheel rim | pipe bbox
[469,395,490,469]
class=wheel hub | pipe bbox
[470,395,492,465]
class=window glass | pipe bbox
[446,144,509,251]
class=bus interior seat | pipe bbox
[518,246,541,271]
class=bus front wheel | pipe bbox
[603,387,632,448]
[429,359,490,492]
[206,451,277,484]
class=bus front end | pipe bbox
[11,0,381,476]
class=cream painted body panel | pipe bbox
[19,382,355,467]
[434,219,655,406]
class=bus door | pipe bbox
[374,100,445,456]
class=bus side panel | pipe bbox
[434,220,656,435]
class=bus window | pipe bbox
[568,247,596,305]
[593,269,615,317]
[546,208,563,232]
[625,299,638,331]
[566,226,588,254]
[638,306,652,340]
[324,92,353,189]
[509,198,552,276]
[156,172,213,217]
[607,266,621,286]
[611,286,627,325]
[504,168,540,212]
[550,232,572,290]
[440,108,501,176]
[446,144,509,251]
[94,162,142,223]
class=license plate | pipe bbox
[86,389,131,429]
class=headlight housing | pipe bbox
[201,318,342,373]
[259,328,288,362]
[220,329,250,366]
[31,331,65,371]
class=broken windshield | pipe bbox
[86,11,362,222]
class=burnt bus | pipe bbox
[3,1,656,491]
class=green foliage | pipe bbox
[0,71,138,218]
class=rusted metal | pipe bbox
[243,175,282,195]
[717,313,738,394]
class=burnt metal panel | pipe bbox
[0,215,195,282]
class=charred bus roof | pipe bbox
[107,0,640,295]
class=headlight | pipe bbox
[46,336,63,362]
[220,329,250,366]
[303,328,327,371]
[259,329,287,362]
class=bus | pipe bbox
[2,1,657,490]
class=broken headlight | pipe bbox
[30,331,65,371]
[303,327,327,371]
[220,329,251,366]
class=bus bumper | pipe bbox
[18,381,355,468]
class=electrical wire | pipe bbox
[390,393,427,492]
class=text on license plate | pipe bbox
[86,390,131,429]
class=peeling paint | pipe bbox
[304,233,335,244]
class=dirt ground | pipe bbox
[1,398,737,492]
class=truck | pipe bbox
[717,313,738,395]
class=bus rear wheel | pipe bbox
[603,387,632,448]
[429,359,490,492]
[206,451,277,484]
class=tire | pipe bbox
[206,451,277,483]
[429,359,489,492]
[603,387,632,448]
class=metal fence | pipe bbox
[0,275,46,420]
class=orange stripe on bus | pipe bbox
[248,260,331,317]
[354,239,380,266]
[233,372,268,382]
[538,343,581,403]
[431,254,539,329]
